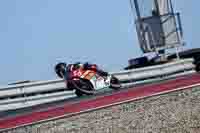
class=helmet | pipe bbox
[73,62,82,70]
[55,62,67,78]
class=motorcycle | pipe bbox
[66,68,121,97]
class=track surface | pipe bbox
[0,73,200,130]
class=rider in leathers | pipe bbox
[55,62,108,81]
[55,62,120,90]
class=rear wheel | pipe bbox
[75,90,83,97]
[72,79,95,96]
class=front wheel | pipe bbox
[110,76,121,89]
[196,62,200,72]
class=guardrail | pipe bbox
[0,79,64,98]
[0,59,195,112]
[111,59,194,81]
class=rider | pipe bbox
[55,62,108,80]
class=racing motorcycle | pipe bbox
[65,68,121,97]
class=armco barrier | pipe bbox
[0,91,76,111]
[121,70,195,88]
[0,79,65,98]
[1,73,200,132]
[0,59,195,112]
[111,58,194,81]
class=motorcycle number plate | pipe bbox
[72,70,83,77]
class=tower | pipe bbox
[131,0,184,56]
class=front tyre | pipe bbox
[196,62,200,72]
[110,76,121,89]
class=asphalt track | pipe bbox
[0,73,200,131]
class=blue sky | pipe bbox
[0,1,199,85]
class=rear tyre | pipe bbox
[75,90,83,97]
[72,79,95,95]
